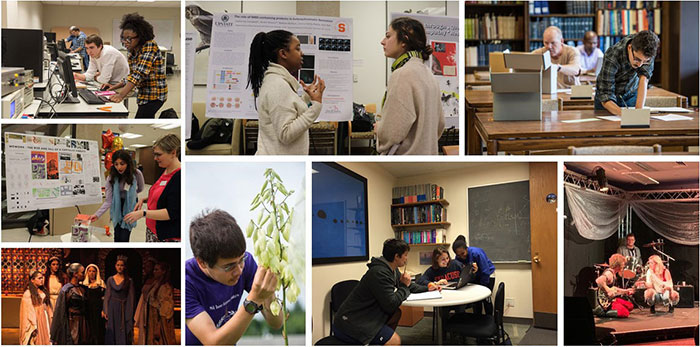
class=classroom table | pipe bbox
[465,73,491,87]
[465,86,691,154]
[401,283,491,345]
[472,110,699,155]
[442,145,459,155]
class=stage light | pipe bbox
[593,166,608,192]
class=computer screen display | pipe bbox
[2,28,44,82]
[57,52,78,98]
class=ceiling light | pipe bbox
[151,123,180,130]
[119,132,142,139]
[130,144,148,148]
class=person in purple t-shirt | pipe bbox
[185,209,282,345]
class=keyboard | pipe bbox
[78,89,106,104]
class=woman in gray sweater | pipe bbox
[377,17,445,155]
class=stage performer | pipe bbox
[593,254,634,317]
[644,255,679,313]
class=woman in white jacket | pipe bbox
[247,30,326,155]
[377,17,445,155]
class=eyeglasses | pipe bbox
[630,49,651,66]
[120,35,138,43]
[214,254,247,272]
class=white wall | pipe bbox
[41,4,181,65]
[2,0,43,29]
[311,162,396,344]
[394,163,534,320]
[191,1,458,110]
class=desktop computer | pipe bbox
[44,32,57,43]
[57,52,79,103]
[2,28,45,83]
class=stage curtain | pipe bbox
[630,201,700,246]
[565,184,628,240]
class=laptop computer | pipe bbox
[442,264,476,290]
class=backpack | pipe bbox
[186,118,233,150]
[158,108,179,119]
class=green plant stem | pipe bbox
[271,178,289,345]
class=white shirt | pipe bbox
[84,44,129,85]
[577,45,604,72]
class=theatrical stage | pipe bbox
[595,305,698,345]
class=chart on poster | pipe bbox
[390,12,460,128]
[206,13,354,121]
[4,133,102,213]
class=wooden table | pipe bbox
[442,145,459,155]
[466,86,691,154]
[465,73,491,87]
[473,110,699,155]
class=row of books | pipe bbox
[464,14,524,40]
[392,184,444,204]
[565,0,596,14]
[391,205,446,225]
[599,35,624,53]
[595,1,660,10]
[529,1,551,15]
[465,43,513,67]
[395,229,447,245]
[596,9,660,36]
[466,1,522,4]
[530,17,595,40]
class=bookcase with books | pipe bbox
[391,184,450,246]
[466,1,667,86]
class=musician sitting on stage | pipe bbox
[644,255,679,313]
[617,233,642,269]
[594,253,634,318]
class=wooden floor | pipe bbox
[1,327,181,345]
[596,305,698,345]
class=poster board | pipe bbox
[206,13,353,121]
[113,19,174,50]
[389,12,459,128]
[185,32,196,139]
[4,133,102,213]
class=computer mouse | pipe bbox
[100,86,109,91]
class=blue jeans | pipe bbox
[595,92,638,110]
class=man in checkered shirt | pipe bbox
[594,31,659,115]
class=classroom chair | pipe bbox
[567,144,662,155]
[645,95,686,107]
[347,103,377,155]
[542,98,563,111]
[314,279,359,345]
[445,282,508,345]
[243,120,339,155]
[186,102,241,155]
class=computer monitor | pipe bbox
[57,40,68,53]
[57,52,78,100]
[2,28,44,82]
[47,43,59,62]
[44,32,57,43]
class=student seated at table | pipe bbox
[452,235,496,315]
[74,34,130,90]
[532,26,582,88]
[416,246,463,288]
[333,239,437,345]
[578,31,604,75]
[595,30,659,115]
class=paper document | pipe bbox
[406,291,442,301]
[597,116,621,122]
[562,118,600,123]
[651,114,694,121]
[646,107,692,114]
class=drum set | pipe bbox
[593,239,674,308]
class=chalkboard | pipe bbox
[467,180,531,262]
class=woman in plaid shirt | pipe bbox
[109,13,168,118]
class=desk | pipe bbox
[465,74,491,87]
[466,87,691,154]
[473,110,699,155]
[442,145,459,155]
[402,283,491,344]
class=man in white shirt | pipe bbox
[577,31,604,74]
[74,34,129,89]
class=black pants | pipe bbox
[135,100,164,118]
[114,223,131,242]
[470,277,496,315]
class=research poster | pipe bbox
[390,13,460,128]
[5,133,102,213]
[206,13,354,122]
[185,31,196,139]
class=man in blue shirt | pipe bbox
[66,26,89,69]
[452,235,496,315]
[595,31,659,115]
[185,209,282,345]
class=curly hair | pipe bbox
[119,13,155,45]
[608,253,627,271]
[630,30,659,58]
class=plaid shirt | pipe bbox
[126,40,168,105]
[595,35,654,105]
[67,32,88,60]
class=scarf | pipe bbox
[109,177,138,230]
[381,50,423,109]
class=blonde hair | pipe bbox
[154,134,181,158]
[82,264,105,288]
